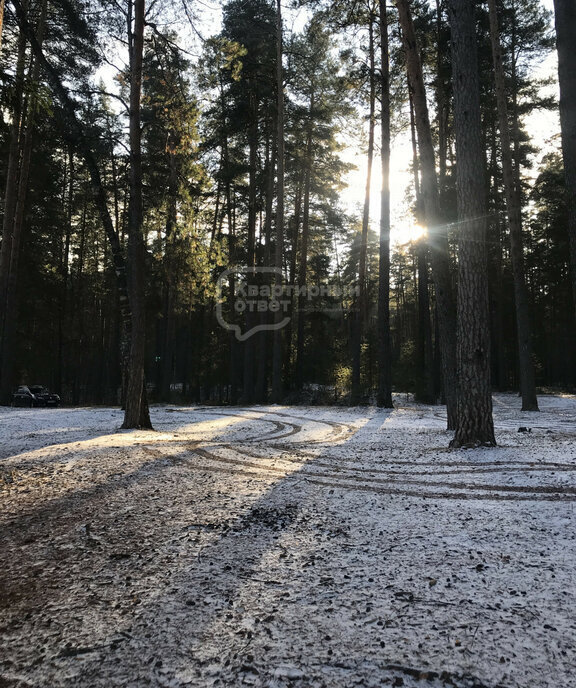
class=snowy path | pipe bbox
[0,394,575,687]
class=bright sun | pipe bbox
[395,221,428,245]
[341,136,425,247]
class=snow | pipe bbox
[0,394,575,687]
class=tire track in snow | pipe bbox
[189,408,356,444]
[151,409,576,501]
[144,442,576,502]
[166,410,303,443]
[221,442,576,477]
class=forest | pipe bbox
[0,0,575,446]
[2,3,576,684]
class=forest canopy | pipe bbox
[0,0,573,441]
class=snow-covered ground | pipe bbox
[0,394,575,688]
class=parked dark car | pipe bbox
[28,385,60,407]
[12,385,60,407]
[12,385,36,407]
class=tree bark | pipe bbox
[416,242,435,403]
[447,0,496,448]
[395,0,457,428]
[255,134,274,403]
[295,96,314,391]
[0,0,5,53]
[435,0,448,198]
[0,14,27,403]
[409,89,435,404]
[487,0,538,411]
[284,170,303,386]
[242,91,259,403]
[122,0,151,428]
[271,0,284,403]
[57,146,74,396]
[377,0,393,408]
[158,150,178,402]
[553,0,576,326]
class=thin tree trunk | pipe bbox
[395,0,457,428]
[158,150,178,402]
[271,0,284,403]
[416,242,435,403]
[491,157,509,392]
[295,97,314,391]
[0,0,5,53]
[57,147,74,396]
[122,0,151,428]
[242,92,258,403]
[284,170,303,385]
[255,133,275,402]
[408,89,435,404]
[377,0,393,408]
[218,75,240,405]
[447,0,495,448]
[227,192,240,405]
[553,0,576,325]
[435,0,448,198]
[351,14,376,405]
[0,16,27,400]
[487,0,538,411]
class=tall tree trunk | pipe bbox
[57,146,74,397]
[351,13,376,405]
[553,0,576,324]
[0,16,27,402]
[255,134,275,402]
[447,0,495,448]
[435,0,448,198]
[122,0,151,428]
[508,3,524,220]
[487,0,538,411]
[284,171,303,385]
[227,193,240,405]
[489,140,509,392]
[0,0,5,53]
[395,0,457,428]
[377,0,393,408]
[416,242,435,403]
[242,92,258,403]
[158,150,178,402]
[295,96,314,391]
[409,89,435,404]
[218,74,240,405]
[271,0,284,403]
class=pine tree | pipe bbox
[552,0,576,325]
[376,0,393,408]
[447,0,496,448]
[487,0,538,411]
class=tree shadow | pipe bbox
[3,406,570,688]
